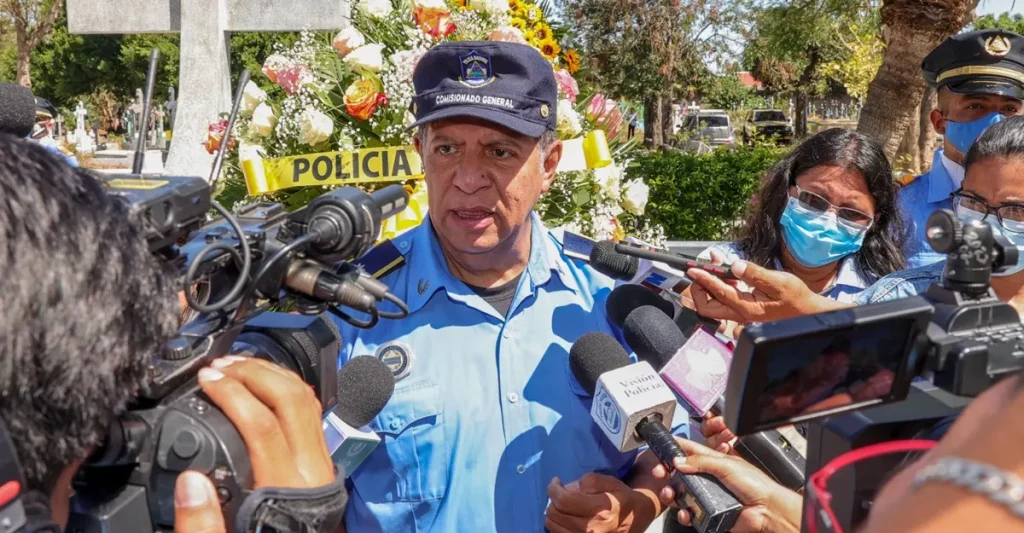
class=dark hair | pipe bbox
[0,135,178,492]
[736,128,906,276]
[965,115,1024,170]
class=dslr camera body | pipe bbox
[65,176,409,533]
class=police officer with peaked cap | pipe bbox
[332,41,689,533]
[899,29,1024,269]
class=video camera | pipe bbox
[723,209,1024,531]
[65,175,410,533]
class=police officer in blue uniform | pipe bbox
[335,41,688,533]
[899,29,1024,269]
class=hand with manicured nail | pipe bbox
[700,415,738,455]
[172,357,337,531]
[665,438,802,533]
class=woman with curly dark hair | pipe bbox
[698,128,907,303]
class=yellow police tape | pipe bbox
[240,130,613,196]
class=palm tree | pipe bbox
[857,0,978,160]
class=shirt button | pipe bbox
[516,464,526,474]
[389,419,401,431]
[502,330,511,339]
[508,393,519,403]
[399,241,409,250]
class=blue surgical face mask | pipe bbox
[945,112,1004,155]
[779,197,869,268]
[955,206,1024,277]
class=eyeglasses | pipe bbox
[791,186,874,229]
[951,189,1024,234]
[805,439,938,533]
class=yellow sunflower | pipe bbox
[523,29,537,43]
[532,23,551,41]
[526,6,540,22]
[510,17,527,31]
[508,0,521,12]
[538,37,560,61]
[455,0,469,7]
[564,48,580,74]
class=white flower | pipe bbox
[593,164,622,198]
[345,44,385,73]
[332,27,366,57]
[470,0,509,13]
[338,135,355,151]
[556,99,582,137]
[241,81,266,113]
[412,0,446,9]
[250,103,277,137]
[358,0,394,18]
[404,111,417,128]
[622,178,650,215]
[297,108,334,146]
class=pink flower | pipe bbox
[276,64,313,95]
[553,69,579,103]
[587,94,606,121]
[488,26,528,44]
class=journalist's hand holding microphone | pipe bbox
[173,357,338,533]
[665,438,802,533]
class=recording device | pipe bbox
[590,240,692,293]
[67,60,411,533]
[569,333,742,533]
[613,242,736,280]
[0,83,36,138]
[323,356,395,477]
[621,306,806,491]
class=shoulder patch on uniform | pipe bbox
[355,239,406,279]
[896,172,918,187]
[560,230,596,262]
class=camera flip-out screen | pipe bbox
[725,297,935,435]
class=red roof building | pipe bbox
[736,72,764,90]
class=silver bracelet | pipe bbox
[913,457,1024,518]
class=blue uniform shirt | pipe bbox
[336,213,690,533]
[899,150,960,269]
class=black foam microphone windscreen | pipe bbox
[335,356,395,427]
[0,84,36,138]
[589,240,639,280]
[622,305,687,368]
[606,284,675,328]
[568,331,633,395]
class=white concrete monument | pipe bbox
[74,101,95,154]
[66,0,352,179]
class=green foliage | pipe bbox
[626,146,784,240]
[973,12,1024,35]
[700,74,766,111]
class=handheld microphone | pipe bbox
[622,306,807,491]
[322,355,395,477]
[209,68,250,189]
[0,83,36,138]
[613,242,735,280]
[569,333,741,533]
[606,284,675,329]
[589,241,691,294]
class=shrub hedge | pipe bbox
[626,146,786,240]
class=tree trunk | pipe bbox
[795,91,809,138]
[857,0,979,161]
[919,86,938,172]
[661,97,675,146]
[15,28,31,88]
[895,97,922,173]
[644,96,664,148]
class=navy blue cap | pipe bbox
[922,29,1024,100]
[409,41,557,138]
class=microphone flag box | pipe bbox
[592,361,677,452]
[323,412,381,477]
[660,328,733,418]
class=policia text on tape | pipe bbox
[242,146,422,195]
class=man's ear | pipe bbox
[540,139,562,193]
[930,109,946,135]
[414,132,423,155]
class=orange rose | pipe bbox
[413,0,457,38]
[344,78,381,121]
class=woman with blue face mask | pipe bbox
[950,115,1024,311]
[697,128,907,304]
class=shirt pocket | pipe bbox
[349,380,449,502]
[563,357,632,475]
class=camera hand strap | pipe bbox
[234,467,348,533]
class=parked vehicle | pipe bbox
[680,109,736,148]
[742,109,794,145]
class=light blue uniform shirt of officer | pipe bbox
[336,214,690,533]
[898,149,963,270]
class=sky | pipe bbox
[977,0,1022,16]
